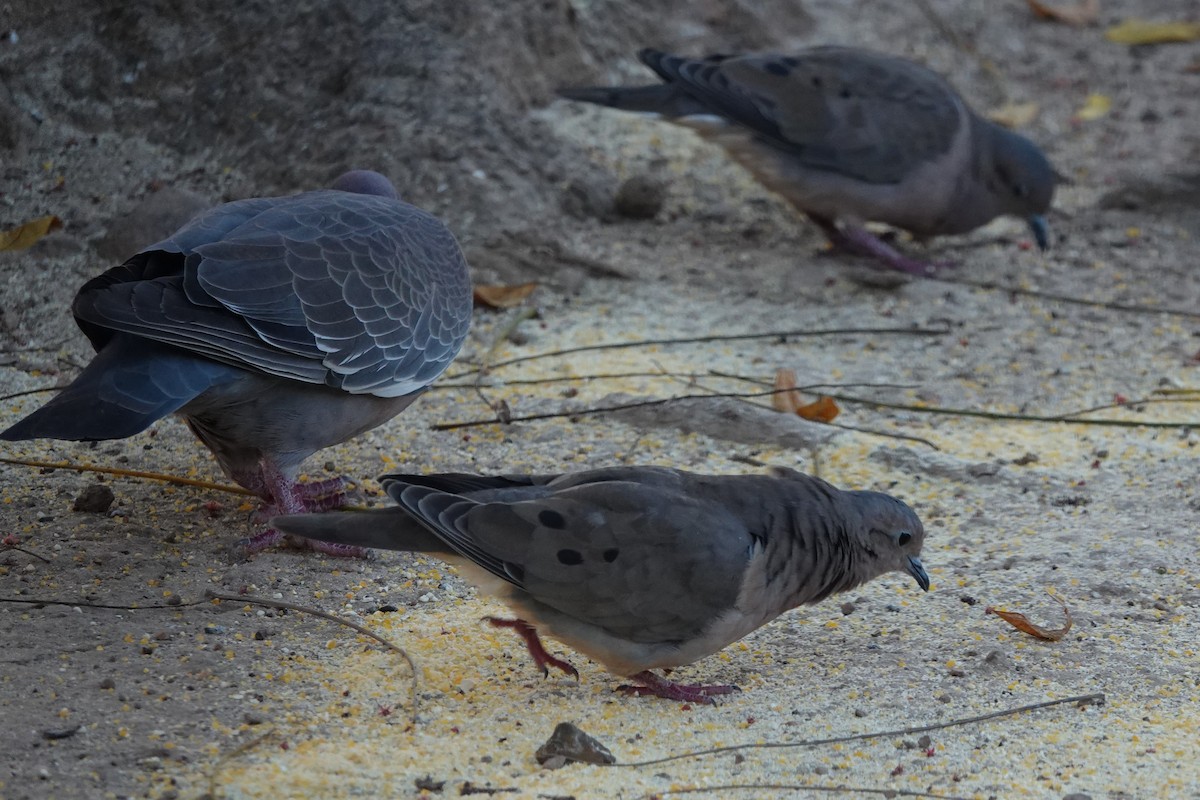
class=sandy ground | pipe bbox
[2,1,1199,799]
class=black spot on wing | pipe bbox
[557,549,583,566]
[538,509,566,529]
[602,548,619,563]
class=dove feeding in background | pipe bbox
[1,170,473,556]
[274,465,930,703]
[560,47,1056,275]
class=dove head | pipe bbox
[331,169,400,200]
[849,491,930,592]
[987,126,1056,250]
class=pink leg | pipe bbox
[616,671,741,705]
[486,617,579,679]
[808,213,953,277]
[233,463,367,558]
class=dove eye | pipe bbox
[897,531,912,546]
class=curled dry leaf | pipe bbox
[771,368,840,422]
[0,215,62,251]
[1105,19,1200,45]
[796,395,840,423]
[772,368,803,414]
[473,282,538,309]
[986,594,1073,641]
[1026,0,1099,26]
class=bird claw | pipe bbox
[811,216,955,276]
[485,617,579,680]
[616,671,741,705]
[230,524,372,559]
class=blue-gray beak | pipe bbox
[1028,215,1050,251]
[906,556,930,592]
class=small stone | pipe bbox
[535,722,616,767]
[99,677,116,690]
[1062,794,1093,800]
[959,595,978,606]
[72,484,115,513]
[840,602,856,615]
[813,765,829,775]
[613,175,666,219]
[853,708,867,718]
[243,712,267,726]
[414,775,445,792]
[917,735,932,749]
[166,595,182,606]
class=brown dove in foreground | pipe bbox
[274,465,930,703]
[559,47,1056,275]
[1,170,473,556]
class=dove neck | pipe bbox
[773,492,865,609]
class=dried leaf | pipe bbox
[1073,93,1112,122]
[473,282,537,309]
[771,369,840,422]
[986,594,1073,641]
[1105,19,1200,45]
[1026,0,1099,26]
[0,215,62,251]
[988,101,1041,129]
[772,368,802,414]
[795,396,840,423]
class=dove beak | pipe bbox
[1028,215,1050,251]
[906,556,930,592]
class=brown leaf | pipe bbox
[771,369,840,422]
[472,282,537,309]
[772,368,802,414]
[1105,19,1200,44]
[0,215,62,251]
[1026,0,1099,26]
[985,594,1073,641]
[795,396,840,423]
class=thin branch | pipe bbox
[0,596,209,610]
[705,376,1195,431]
[208,727,280,799]
[447,326,949,379]
[432,386,836,431]
[0,543,50,563]
[0,386,57,402]
[205,590,418,724]
[0,456,256,496]
[472,307,539,418]
[650,784,968,800]
[825,393,1196,429]
[933,275,1200,320]
[614,693,1104,768]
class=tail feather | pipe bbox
[1,338,231,442]
[557,84,707,118]
[271,507,451,555]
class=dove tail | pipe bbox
[557,84,707,118]
[0,338,228,442]
[271,507,451,554]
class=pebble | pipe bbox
[613,175,666,219]
[535,722,615,767]
[72,484,115,513]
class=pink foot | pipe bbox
[486,617,579,679]
[616,671,741,705]
[233,468,368,558]
[808,214,954,276]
